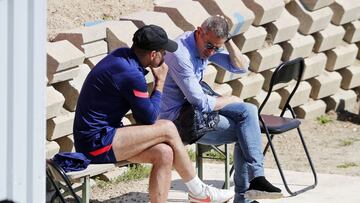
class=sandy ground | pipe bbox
[47,0,360,201]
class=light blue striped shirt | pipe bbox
[159,31,247,121]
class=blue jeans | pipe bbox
[197,102,264,202]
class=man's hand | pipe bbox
[214,95,242,110]
[150,63,168,92]
[225,39,250,69]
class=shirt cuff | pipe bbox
[206,94,217,112]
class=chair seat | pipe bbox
[260,114,301,134]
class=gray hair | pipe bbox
[201,15,229,39]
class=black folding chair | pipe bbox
[258,57,317,196]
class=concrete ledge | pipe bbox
[232,25,267,53]
[247,90,281,115]
[196,0,255,35]
[264,9,299,44]
[214,64,247,84]
[56,135,75,153]
[299,0,335,11]
[277,81,312,108]
[286,0,333,35]
[325,42,357,71]
[104,21,138,52]
[48,66,80,85]
[47,40,85,80]
[343,20,360,43]
[323,89,357,112]
[308,71,342,99]
[302,53,327,80]
[46,141,60,159]
[228,72,264,99]
[294,99,326,119]
[154,0,210,32]
[53,64,90,111]
[242,0,284,26]
[47,108,75,141]
[120,11,183,39]
[46,86,65,119]
[85,54,107,69]
[329,0,360,25]
[248,44,283,73]
[81,40,107,58]
[280,33,315,61]
[338,63,360,90]
[203,65,217,87]
[53,25,107,51]
[312,23,345,53]
[213,82,233,96]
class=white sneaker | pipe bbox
[188,184,235,203]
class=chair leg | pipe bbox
[263,134,275,155]
[196,144,204,180]
[82,176,91,203]
[46,170,66,203]
[223,144,230,189]
[264,129,317,196]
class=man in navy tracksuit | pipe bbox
[73,25,234,203]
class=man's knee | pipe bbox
[155,119,179,138]
[242,102,258,116]
[151,143,174,164]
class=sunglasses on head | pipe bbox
[204,42,224,52]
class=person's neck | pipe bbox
[132,48,149,68]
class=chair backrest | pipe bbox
[259,57,305,117]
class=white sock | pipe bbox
[185,176,205,195]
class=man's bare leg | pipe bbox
[127,143,173,203]
[112,119,195,181]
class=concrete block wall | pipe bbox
[46,0,360,155]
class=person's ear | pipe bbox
[150,50,157,60]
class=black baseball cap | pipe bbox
[132,24,178,52]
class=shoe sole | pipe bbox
[244,190,283,200]
[189,196,234,203]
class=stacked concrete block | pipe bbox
[47,108,75,141]
[203,65,217,87]
[232,26,267,53]
[228,73,265,99]
[196,0,255,35]
[264,9,300,44]
[46,86,65,119]
[281,33,315,61]
[53,25,107,52]
[277,81,312,108]
[325,42,357,71]
[286,0,333,35]
[242,0,285,26]
[81,40,108,58]
[85,54,107,69]
[262,68,295,91]
[343,20,360,43]
[214,65,247,83]
[312,23,346,52]
[329,0,360,25]
[104,21,139,52]
[154,0,210,32]
[122,117,132,126]
[300,0,335,11]
[294,99,327,119]
[53,64,91,111]
[302,53,327,80]
[49,67,80,85]
[308,71,342,99]
[247,90,281,115]
[120,11,183,39]
[247,44,283,73]
[46,141,60,159]
[56,135,75,152]
[213,83,233,96]
[338,64,360,90]
[323,89,358,112]
[47,40,85,83]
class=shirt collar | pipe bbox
[187,31,201,59]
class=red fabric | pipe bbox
[89,144,112,156]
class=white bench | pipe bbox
[46,159,129,203]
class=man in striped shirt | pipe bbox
[73,24,234,203]
[160,16,282,202]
